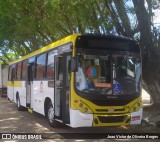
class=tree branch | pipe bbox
[104,0,125,35]
[113,0,133,37]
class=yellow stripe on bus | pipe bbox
[9,34,80,65]
[7,81,22,87]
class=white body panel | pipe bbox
[13,82,26,107]
[8,80,54,117]
[130,108,143,125]
[32,81,54,115]
[7,50,57,116]
[7,86,14,101]
[70,109,93,128]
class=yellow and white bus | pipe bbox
[7,34,142,128]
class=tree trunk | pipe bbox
[132,0,160,104]
[113,0,133,37]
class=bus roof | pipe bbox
[75,34,139,53]
[9,34,80,65]
[9,34,139,65]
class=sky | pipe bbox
[154,9,160,25]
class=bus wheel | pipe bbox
[16,96,24,111]
[47,102,59,128]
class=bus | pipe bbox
[7,34,142,128]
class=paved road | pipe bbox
[0,96,159,142]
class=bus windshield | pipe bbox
[75,52,141,95]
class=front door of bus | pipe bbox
[54,53,71,124]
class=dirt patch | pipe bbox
[143,104,160,128]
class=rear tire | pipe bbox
[47,101,59,128]
[16,96,25,111]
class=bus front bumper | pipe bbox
[70,108,142,128]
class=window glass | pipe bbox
[8,66,12,81]
[12,64,16,80]
[47,51,55,78]
[22,60,27,79]
[36,53,46,79]
[76,54,112,94]
[47,50,58,78]
[17,62,22,80]
[112,56,141,94]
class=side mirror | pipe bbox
[71,57,78,72]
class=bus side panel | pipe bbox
[32,80,54,115]
[7,81,14,101]
[13,81,27,107]
[18,81,26,107]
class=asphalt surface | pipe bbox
[0,96,160,142]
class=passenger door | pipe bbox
[54,53,71,124]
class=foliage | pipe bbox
[0,0,112,64]
[104,0,160,103]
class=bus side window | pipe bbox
[17,62,22,80]
[8,66,12,81]
[22,60,27,80]
[35,53,46,79]
[11,64,16,81]
[47,51,55,79]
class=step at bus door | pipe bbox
[54,53,71,124]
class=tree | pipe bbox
[0,0,112,64]
[104,0,160,104]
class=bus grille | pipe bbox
[98,115,127,123]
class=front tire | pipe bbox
[47,102,59,128]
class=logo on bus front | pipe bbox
[109,108,114,113]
